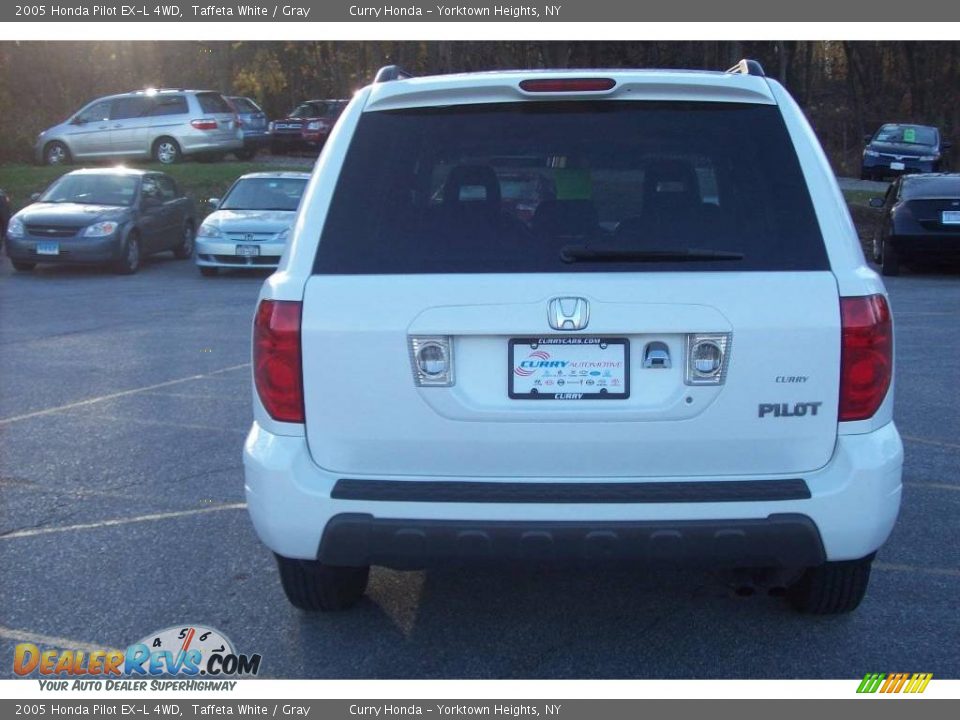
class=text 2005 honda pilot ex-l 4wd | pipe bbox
[244,61,902,615]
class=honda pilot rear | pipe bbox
[244,62,902,615]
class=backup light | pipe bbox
[685,333,732,385]
[409,336,454,387]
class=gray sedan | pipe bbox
[4,168,196,274]
[195,172,309,276]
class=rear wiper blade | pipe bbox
[560,246,744,263]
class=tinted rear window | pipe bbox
[314,101,828,274]
[230,97,261,114]
[197,92,233,114]
[901,176,960,199]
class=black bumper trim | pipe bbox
[317,513,826,570]
[331,478,811,504]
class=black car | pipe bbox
[869,173,960,276]
[861,124,950,180]
[5,168,196,275]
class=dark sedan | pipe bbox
[869,173,960,276]
[5,168,196,274]
[861,123,950,181]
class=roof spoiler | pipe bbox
[374,65,414,83]
[725,59,765,77]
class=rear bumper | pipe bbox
[244,421,903,566]
[179,133,243,156]
[318,513,825,569]
[890,234,960,259]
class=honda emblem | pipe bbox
[548,297,589,331]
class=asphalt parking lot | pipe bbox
[0,252,958,679]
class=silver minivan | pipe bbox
[35,89,243,165]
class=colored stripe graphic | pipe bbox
[857,673,885,693]
[857,672,932,693]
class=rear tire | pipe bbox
[880,239,900,277]
[235,148,257,161]
[152,137,181,165]
[199,266,218,277]
[270,142,285,156]
[787,555,874,614]
[12,260,36,272]
[275,554,369,611]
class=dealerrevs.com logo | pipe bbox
[14,624,261,691]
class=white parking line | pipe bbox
[874,563,960,578]
[0,503,247,540]
[0,363,250,426]
[0,626,119,653]
[92,413,247,435]
[902,435,960,451]
[906,482,960,492]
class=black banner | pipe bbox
[4,0,960,22]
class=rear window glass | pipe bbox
[314,101,828,274]
[230,97,261,114]
[197,92,233,114]
[148,96,188,116]
[901,176,960,199]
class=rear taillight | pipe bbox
[839,294,892,422]
[519,78,616,93]
[253,300,304,423]
[191,118,219,130]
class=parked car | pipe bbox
[869,173,960,275]
[196,172,309,276]
[4,168,196,274]
[245,62,900,616]
[228,96,270,161]
[35,89,242,166]
[269,99,348,154]
[861,123,950,180]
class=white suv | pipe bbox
[244,61,902,615]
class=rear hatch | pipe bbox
[195,92,239,141]
[301,97,839,479]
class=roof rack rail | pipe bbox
[374,65,414,83]
[725,59,766,77]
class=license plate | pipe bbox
[235,244,260,257]
[942,210,960,225]
[509,337,629,400]
[36,241,60,255]
[890,161,905,171]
